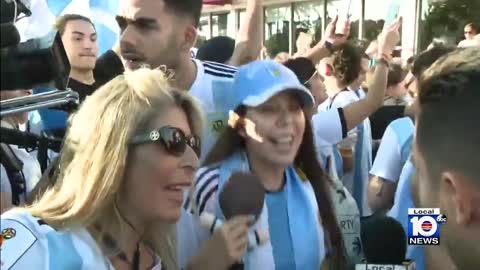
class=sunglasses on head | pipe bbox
[130,126,201,157]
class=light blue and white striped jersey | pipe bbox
[0,210,163,270]
[376,117,425,270]
[189,59,237,159]
[370,116,415,183]
[162,60,238,269]
[326,90,373,216]
[387,160,426,270]
[312,107,348,177]
[316,97,347,182]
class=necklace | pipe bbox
[108,199,157,270]
[119,246,156,270]
[101,227,159,270]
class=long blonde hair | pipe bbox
[26,68,203,269]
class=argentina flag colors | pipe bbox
[17,0,119,54]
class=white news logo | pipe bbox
[408,208,446,245]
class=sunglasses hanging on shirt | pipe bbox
[130,126,201,157]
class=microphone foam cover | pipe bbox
[360,214,407,264]
[0,23,20,48]
[219,172,265,220]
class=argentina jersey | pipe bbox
[0,210,165,270]
[373,117,424,269]
[189,59,237,159]
[176,60,236,268]
[387,159,426,270]
[316,98,346,182]
[322,90,373,216]
[370,116,415,183]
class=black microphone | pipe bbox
[360,214,406,264]
[0,23,21,48]
[219,172,265,270]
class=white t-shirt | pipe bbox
[370,117,415,183]
[311,108,348,148]
[0,210,165,270]
[189,59,237,159]
[458,38,480,48]
[311,107,349,192]
[314,95,352,172]
[0,124,42,205]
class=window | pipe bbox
[293,1,325,53]
[197,15,210,48]
[237,9,246,31]
[211,13,229,37]
[264,5,292,58]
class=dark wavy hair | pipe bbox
[203,105,347,269]
[331,42,362,87]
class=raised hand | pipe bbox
[187,215,252,270]
[324,15,350,46]
[219,216,251,264]
[377,17,402,57]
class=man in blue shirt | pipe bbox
[368,46,456,270]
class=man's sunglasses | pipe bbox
[130,126,201,157]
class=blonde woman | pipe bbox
[1,68,205,270]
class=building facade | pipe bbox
[199,0,478,59]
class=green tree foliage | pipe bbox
[265,32,290,58]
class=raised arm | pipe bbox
[230,0,263,66]
[341,18,402,131]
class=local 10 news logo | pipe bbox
[408,208,447,245]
